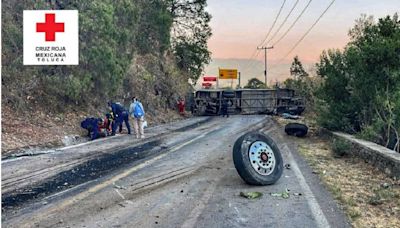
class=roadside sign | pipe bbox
[203,76,217,81]
[219,69,238,79]
[202,82,212,86]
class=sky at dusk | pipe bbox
[204,0,400,85]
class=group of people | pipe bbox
[81,97,146,140]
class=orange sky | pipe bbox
[206,0,400,67]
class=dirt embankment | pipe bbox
[1,105,185,156]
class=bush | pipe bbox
[331,138,351,157]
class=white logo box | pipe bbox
[23,10,79,65]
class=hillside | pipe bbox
[1,0,211,153]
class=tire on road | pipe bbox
[233,132,283,185]
[284,123,308,137]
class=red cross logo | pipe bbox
[36,13,65,42]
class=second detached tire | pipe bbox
[284,123,308,137]
[233,132,283,185]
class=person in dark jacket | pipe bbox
[81,117,105,140]
[108,101,131,135]
[221,99,230,118]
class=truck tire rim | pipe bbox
[249,141,276,175]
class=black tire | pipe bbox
[233,132,283,185]
[284,123,308,137]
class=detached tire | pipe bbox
[233,132,283,185]
[285,123,308,137]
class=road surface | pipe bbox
[2,116,350,227]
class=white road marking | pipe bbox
[282,144,330,228]
[114,189,125,200]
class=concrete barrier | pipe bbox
[332,132,400,179]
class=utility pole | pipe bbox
[238,72,241,88]
[257,46,273,87]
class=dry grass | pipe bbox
[1,105,185,154]
[295,132,400,227]
[275,115,400,227]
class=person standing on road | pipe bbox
[221,99,230,118]
[129,97,145,139]
[177,97,185,116]
[108,101,131,136]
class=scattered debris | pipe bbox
[270,189,290,199]
[239,191,263,199]
[113,182,127,190]
[293,192,303,196]
[381,182,391,189]
[281,113,300,120]
[180,190,184,193]
[284,164,291,169]
[118,203,126,208]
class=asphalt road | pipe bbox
[2,116,350,228]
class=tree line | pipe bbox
[284,13,400,152]
[2,0,211,112]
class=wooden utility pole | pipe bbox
[257,46,273,87]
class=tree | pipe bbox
[244,78,266,89]
[290,56,309,80]
[316,13,400,152]
[2,0,205,113]
[284,56,316,109]
[166,0,212,84]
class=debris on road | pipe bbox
[284,163,291,169]
[239,191,263,199]
[113,182,127,190]
[270,189,290,199]
[281,113,300,120]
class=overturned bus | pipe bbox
[192,88,305,116]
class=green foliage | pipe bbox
[167,0,212,84]
[316,14,400,152]
[331,138,351,157]
[2,0,211,113]
[284,56,318,111]
[244,78,266,89]
[136,0,172,54]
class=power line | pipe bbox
[280,0,336,61]
[272,0,313,47]
[264,0,299,46]
[257,0,287,47]
[242,0,287,72]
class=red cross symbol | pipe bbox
[36,13,65,42]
